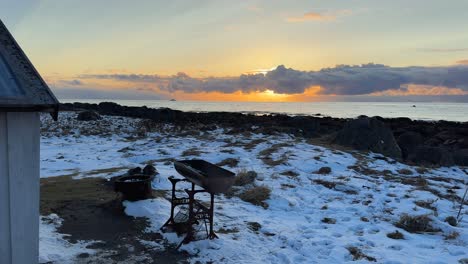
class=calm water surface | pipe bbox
[61,99,468,122]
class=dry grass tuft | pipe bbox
[216,158,239,168]
[261,154,289,166]
[239,186,271,208]
[387,230,404,239]
[444,231,460,240]
[234,170,257,186]
[313,179,337,189]
[398,168,413,175]
[280,170,299,178]
[398,176,429,187]
[217,227,239,234]
[414,199,438,214]
[347,246,376,262]
[395,214,439,233]
[243,139,267,150]
[416,166,429,174]
[181,147,203,157]
[258,143,291,166]
[258,143,291,156]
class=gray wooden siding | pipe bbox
[0,112,12,263]
[0,112,40,264]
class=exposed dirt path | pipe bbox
[40,176,188,263]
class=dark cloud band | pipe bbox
[79,64,468,96]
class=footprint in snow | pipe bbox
[367,227,380,234]
[341,216,351,222]
[332,232,342,238]
[388,244,403,251]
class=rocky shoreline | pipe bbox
[60,102,468,167]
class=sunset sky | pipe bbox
[1,0,468,102]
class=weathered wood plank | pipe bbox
[0,112,11,264]
[7,112,40,264]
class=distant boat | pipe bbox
[412,105,416,107]
[170,99,176,101]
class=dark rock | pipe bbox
[453,149,468,166]
[143,165,157,176]
[77,111,101,121]
[200,124,217,131]
[397,132,423,159]
[77,253,90,259]
[408,146,454,166]
[444,216,458,227]
[98,102,122,114]
[318,166,332,174]
[59,102,468,167]
[333,117,402,159]
[128,167,142,175]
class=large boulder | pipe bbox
[397,132,423,159]
[408,146,454,166]
[77,110,101,121]
[333,117,402,159]
[453,149,468,166]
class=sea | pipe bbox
[60,99,468,122]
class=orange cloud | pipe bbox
[370,84,468,96]
[163,86,324,102]
[286,10,352,23]
[456,59,468,65]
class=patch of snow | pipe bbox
[39,113,468,263]
[39,214,95,264]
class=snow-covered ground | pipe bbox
[40,112,467,263]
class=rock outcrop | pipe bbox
[77,110,101,121]
[60,102,468,166]
[333,117,402,159]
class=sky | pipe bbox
[1,0,468,102]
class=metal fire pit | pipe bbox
[161,160,235,248]
[114,174,154,201]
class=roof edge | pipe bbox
[0,19,59,110]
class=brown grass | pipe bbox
[261,154,289,166]
[444,231,460,240]
[234,170,257,186]
[243,139,267,150]
[395,214,440,233]
[387,230,404,239]
[280,170,299,178]
[217,227,239,234]
[181,147,203,157]
[216,158,239,168]
[347,247,376,262]
[312,179,337,189]
[398,168,413,175]
[414,200,438,214]
[258,143,291,166]
[416,166,429,174]
[239,186,271,208]
[258,143,291,156]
